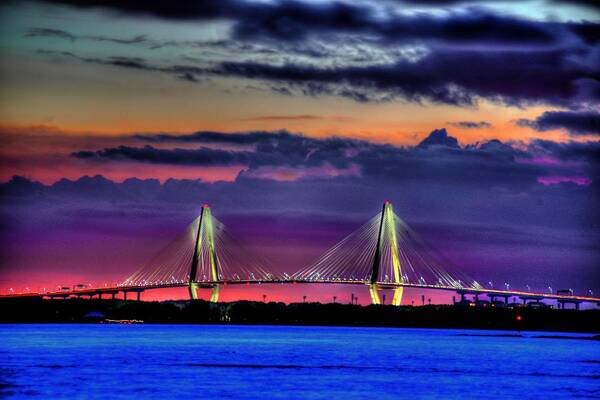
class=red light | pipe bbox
[202,204,209,208]
[516,315,522,321]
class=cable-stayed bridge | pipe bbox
[3,203,599,308]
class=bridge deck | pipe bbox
[1,280,598,303]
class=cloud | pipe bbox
[133,130,295,144]
[210,45,599,107]
[38,44,600,107]
[65,129,599,195]
[449,121,492,129]
[28,2,600,108]
[417,128,460,148]
[26,27,147,45]
[36,49,206,83]
[516,111,600,136]
[537,175,592,186]
[25,27,77,41]
[73,145,253,166]
[25,1,598,46]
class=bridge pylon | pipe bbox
[369,201,403,306]
[189,204,220,302]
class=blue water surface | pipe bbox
[0,324,598,399]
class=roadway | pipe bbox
[1,279,599,305]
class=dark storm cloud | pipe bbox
[73,145,253,166]
[449,121,492,129]
[211,46,599,106]
[39,41,599,106]
[529,138,600,161]
[27,0,600,108]
[10,129,600,206]
[398,0,600,9]
[24,0,598,45]
[516,111,600,136]
[76,131,367,169]
[232,7,563,46]
[70,129,599,194]
[417,128,460,148]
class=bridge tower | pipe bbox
[189,204,220,302]
[369,201,403,306]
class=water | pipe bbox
[0,324,598,399]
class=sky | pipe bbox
[0,0,598,304]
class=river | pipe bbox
[1,324,598,399]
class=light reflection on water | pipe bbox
[0,324,598,399]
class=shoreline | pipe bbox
[1,298,599,333]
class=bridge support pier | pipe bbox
[392,287,403,306]
[369,284,381,305]
[189,282,220,302]
[369,201,405,306]
[210,284,220,303]
[489,294,510,304]
[189,282,199,300]
[188,205,221,303]
[557,300,581,310]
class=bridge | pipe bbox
[3,202,599,309]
